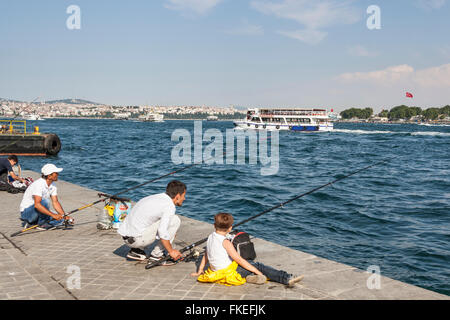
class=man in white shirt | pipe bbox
[118,180,186,264]
[20,164,73,230]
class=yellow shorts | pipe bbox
[197,261,246,286]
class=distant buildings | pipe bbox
[0,100,245,119]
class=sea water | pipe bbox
[19,119,450,295]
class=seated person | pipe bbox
[0,155,25,185]
[8,163,33,189]
[191,212,304,287]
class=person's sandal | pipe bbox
[127,248,147,261]
[246,274,267,285]
[148,255,179,266]
[287,274,304,287]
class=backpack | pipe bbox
[0,181,25,194]
[231,231,256,260]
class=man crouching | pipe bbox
[118,180,186,265]
[20,164,74,230]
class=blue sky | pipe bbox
[1,0,449,112]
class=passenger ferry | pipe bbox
[20,114,44,121]
[138,113,164,122]
[234,108,333,132]
[206,115,219,121]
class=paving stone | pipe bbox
[184,291,206,299]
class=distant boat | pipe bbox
[207,115,218,121]
[114,114,129,120]
[138,113,164,122]
[234,108,334,132]
[21,114,44,121]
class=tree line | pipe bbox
[340,105,450,120]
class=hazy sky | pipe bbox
[1,0,449,112]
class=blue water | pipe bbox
[19,119,450,295]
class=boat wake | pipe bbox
[418,123,450,127]
[333,129,450,136]
[410,131,450,136]
[333,129,397,134]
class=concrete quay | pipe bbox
[0,171,448,300]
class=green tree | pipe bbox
[440,105,450,117]
[362,107,373,119]
[340,108,373,119]
[388,105,408,120]
[409,107,422,117]
[378,110,389,118]
[422,108,440,120]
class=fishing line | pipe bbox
[10,152,226,237]
[145,157,391,269]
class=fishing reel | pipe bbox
[63,217,75,229]
[145,248,201,269]
[183,248,201,263]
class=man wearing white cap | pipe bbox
[20,164,73,230]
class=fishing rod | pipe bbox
[9,160,205,237]
[145,157,391,269]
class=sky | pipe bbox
[1,0,449,112]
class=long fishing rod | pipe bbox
[60,154,225,221]
[145,157,391,269]
[9,160,205,237]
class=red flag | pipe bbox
[406,92,413,98]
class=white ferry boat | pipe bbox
[138,113,164,122]
[207,115,218,121]
[234,108,333,132]
[20,114,44,121]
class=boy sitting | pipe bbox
[191,212,304,286]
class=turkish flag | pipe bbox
[406,92,413,98]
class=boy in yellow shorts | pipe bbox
[191,212,304,286]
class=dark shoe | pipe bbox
[246,274,267,285]
[21,220,36,229]
[287,274,304,287]
[148,255,178,266]
[36,223,57,231]
[126,248,147,261]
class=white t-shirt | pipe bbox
[19,178,57,212]
[206,232,233,271]
[118,193,175,240]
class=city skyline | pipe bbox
[1,1,450,112]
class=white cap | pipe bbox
[41,164,63,176]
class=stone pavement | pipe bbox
[0,171,448,300]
